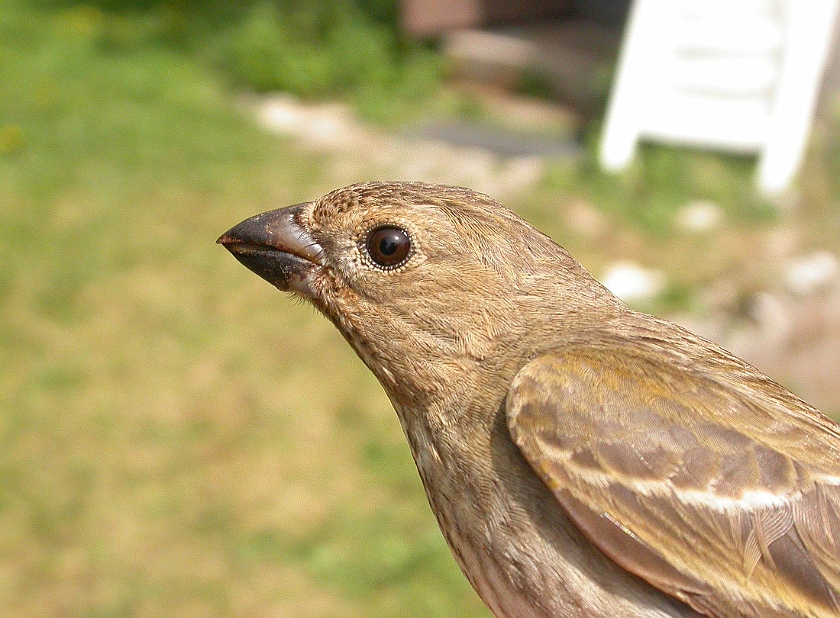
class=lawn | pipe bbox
[2,1,840,617]
[0,2,487,616]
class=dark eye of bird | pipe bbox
[366,226,411,269]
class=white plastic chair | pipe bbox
[600,0,839,193]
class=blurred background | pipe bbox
[3,0,840,616]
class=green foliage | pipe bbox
[515,69,555,100]
[544,136,777,237]
[216,0,440,122]
[33,0,442,123]
[221,2,331,96]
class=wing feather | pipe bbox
[506,341,840,618]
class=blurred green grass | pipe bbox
[0,2,487,616]
[3,0,840,616]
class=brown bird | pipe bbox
[218,181,840,618]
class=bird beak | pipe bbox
[217,202,324,297]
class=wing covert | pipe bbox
[506,342,840,618]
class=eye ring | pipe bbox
[365,226,412,269]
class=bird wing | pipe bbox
[506,340,840,618]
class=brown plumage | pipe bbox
[218,181,840,618]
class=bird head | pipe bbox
[218,181,619,409]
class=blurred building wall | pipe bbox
[402,0,571,36]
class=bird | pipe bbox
[217,181,840,618]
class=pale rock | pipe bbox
[258,95,303,131]
[601,261,666,304]
[676,200,723,232]
[784,251,839,295]
[253,93,550,198]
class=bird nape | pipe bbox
[218,181,840,618]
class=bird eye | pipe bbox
[366,226,411,269]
